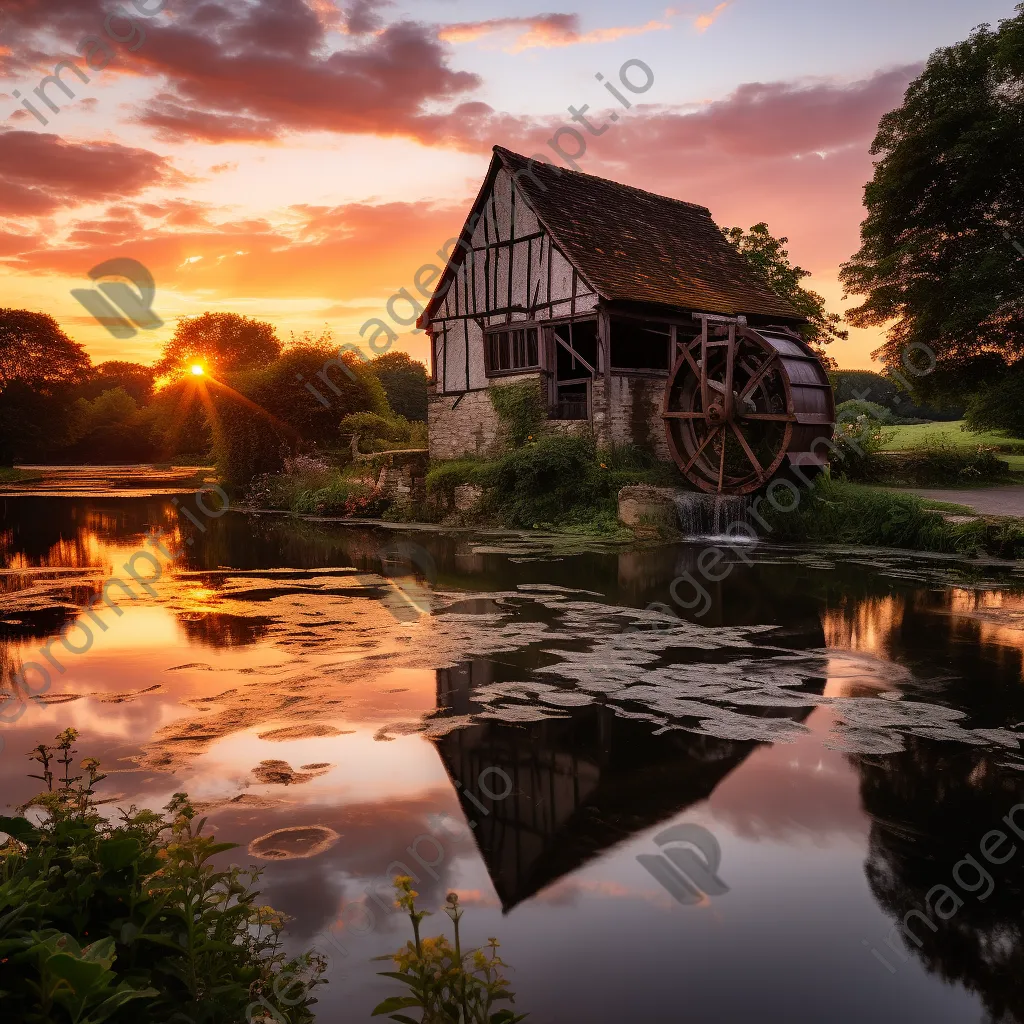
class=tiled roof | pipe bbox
[493,146,802,320]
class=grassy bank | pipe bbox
[759,478,1024,558]
[880,420,1024,472]
[0,467,44,484]
[426,434,677,537]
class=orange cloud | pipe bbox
[438,13,673,53]
[694,2,732,33]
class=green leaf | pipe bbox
[0,816,40,844]
[88,986,159,1023]
[371,995,421,1015]
[376,971,420,989]
[46,951,109,995]
[205,842,240,856]
[81,937,117,969]
[96,838,140,872]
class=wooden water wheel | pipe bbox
[663,316,835,495]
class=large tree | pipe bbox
[81,361,156,404]
[0,309,91,464]
[370,351,428,421]
[722,223,847,365]
[840,5,1024,402]
[157,312,281,377]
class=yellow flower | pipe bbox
[600,463,607,469]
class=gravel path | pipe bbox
[903,486,1024,517]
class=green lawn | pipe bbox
[880,420,1024,471]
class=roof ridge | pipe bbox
[492,145,711,215]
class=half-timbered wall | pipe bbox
[429,167,599,396]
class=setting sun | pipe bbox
[191,365,205,376]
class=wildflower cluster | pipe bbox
[372,877,526,1023]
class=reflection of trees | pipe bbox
[176,612,272,648]
[0,497,177,568]
[857,739,1024,1023]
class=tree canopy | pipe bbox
[84,361,156,404]
[370,351,428,421]
[0,309,91,392]
[0,310,92,464]
[157,313,282,377]
[839,5,1024,399]
[722,224,847,363]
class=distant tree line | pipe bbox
[830,370,962,422]
[0,309,428,477]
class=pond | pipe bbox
[2,491,1024,1023]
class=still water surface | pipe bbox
[2,494,1024,1023]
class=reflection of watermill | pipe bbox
[663,315,835,495]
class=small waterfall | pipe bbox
[673,493,755,542]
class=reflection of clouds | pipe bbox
[204,790,477,946]
[707,707,869,843]
[533,876,675,911]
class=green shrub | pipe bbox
[846,442,1011,486]
[248,465,384,517]
[425,459,487,504]
[211,346,389,489]
[480,433,603,526]
[836,398,893,424]
[426,437,676,533]
[339,411,426,454]
[488,381,546,449]
[0,729,324,1024]
[964,364,1024,438]
[829,369,962,421]
[829,415,894,481]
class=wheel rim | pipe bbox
[663,327,797,495]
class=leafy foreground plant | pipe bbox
[372,878,526,1024]
[0,729,324,1023]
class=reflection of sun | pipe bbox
[191,364,204,376]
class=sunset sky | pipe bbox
[0,0,1015,371]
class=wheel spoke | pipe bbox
[723,325,736,421]
[730,422,765,480]
[684,425,722,474]
[739,355,776,402]
[680,343,701,381]
[717,431,727,493]
[664,411,705,419]
[741,412,796,422]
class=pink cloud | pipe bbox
[0,128,178,216]
[439,13,673,52]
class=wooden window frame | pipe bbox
[483,323,542,378]
[607,313,674,376]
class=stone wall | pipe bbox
[429,373,671,462]
[427,388,501,461]
[597,375,671,461]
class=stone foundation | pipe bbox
[428,373,672,463]
[617,485,682,536]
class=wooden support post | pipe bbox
[598,306,612,443]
